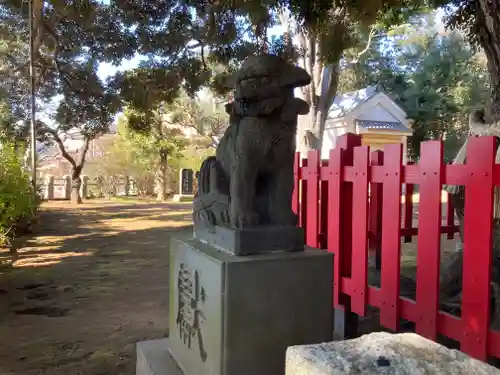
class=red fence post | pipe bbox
[460,136,495,360]
[415,141,443,340]
[299,158,308,229]
[292,152,300,219]
[351,146,370,316]
[328,147,343,310]
[369,151,383,271]
[320,160,329,249]
[379,143,403,331]
[304,150,320,248]
[332,133,362,339]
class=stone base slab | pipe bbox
[136,339,183,375]
[193,223,304,255]
[286,332,500,375]
[172,194,194,202]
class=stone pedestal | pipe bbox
[286,332,500,375]
[137,237,333,375]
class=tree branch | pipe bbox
[43,127,77,169]
[321,63,340,112]
[352,26,376,63]
[78,137,91,169]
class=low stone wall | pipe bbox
[286,332,500,375]
[37,175,138,200]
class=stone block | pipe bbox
[193,223,304,255]
[137,339,183,375]
[172,194,194,202]
[285,332,500,375]
[168,238,333,375]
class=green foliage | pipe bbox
[339,14,490,161]
[166,93,229,148]
[119,107,187,155]
[0,142,37,245]
[1,0,125,141]
[87,109,187,196]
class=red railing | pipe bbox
[293,133,500,361]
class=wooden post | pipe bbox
[415,141,443,340]
[379,143,403,332]
[460,136,494,360]
[331,133,362,340]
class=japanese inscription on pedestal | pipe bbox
[176,263,208,362]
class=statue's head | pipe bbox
[228,54,311,119]
[234,54,311,96]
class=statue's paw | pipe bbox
[217,209,231,226]
[196,210,215,228]
[231,212,259,228]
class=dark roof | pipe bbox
[354,119,412,133]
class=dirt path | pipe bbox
[0,200,193,375]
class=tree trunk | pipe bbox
[296,63,340,156]
[297,105,329,155]
[477,0,500,121]
[71,168,83,204]
[48,131,90,205]
[156,150,168,201]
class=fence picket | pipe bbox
[292,152,300,219]
[299,158,308,229]
[460,136,495,360]
[320,160,329,249]
[415,141,443,340]
[351,146,370,316]
[328,147,343,309]
[305,150,320,248]
[380,143,403,331]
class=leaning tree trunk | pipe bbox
[156,150,168,201]
[297,108,321,154]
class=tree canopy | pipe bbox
[1,0,500,153]
[339,13,490,160]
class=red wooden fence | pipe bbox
[293,133,500,361]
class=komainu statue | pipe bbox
[193,55,310,251]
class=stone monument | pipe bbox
[173,168,195,202]
[136,54,334,375]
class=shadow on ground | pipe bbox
[0,200,194,375]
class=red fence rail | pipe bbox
[293,133,500,361]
